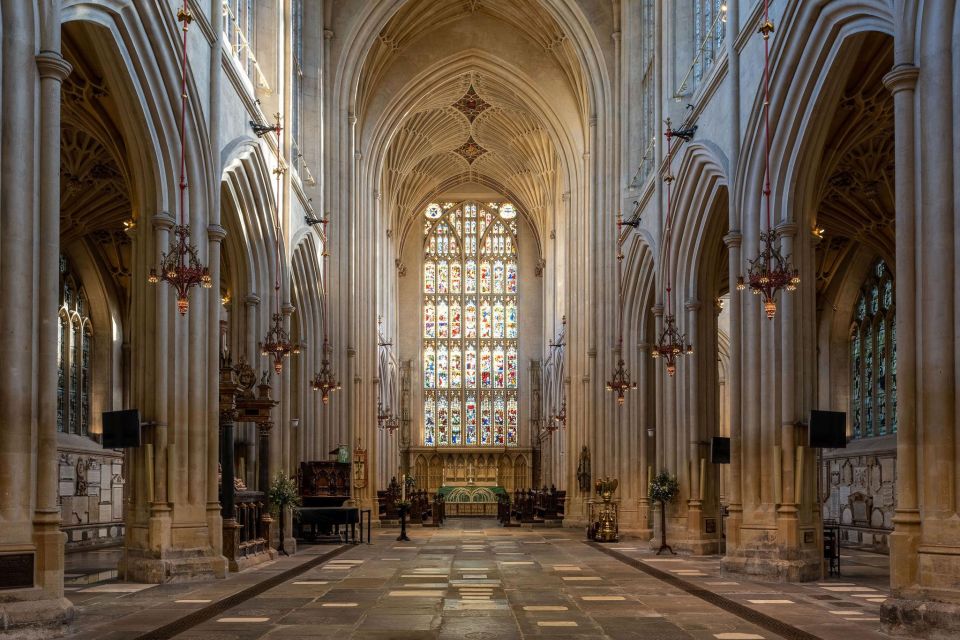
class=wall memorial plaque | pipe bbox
[0,553,34,590]
[705,518,716,534]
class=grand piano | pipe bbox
[296,461,368,543]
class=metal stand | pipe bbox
[656,502,676,555]
[277,511,289,556]
[397,504,411,542]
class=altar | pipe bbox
[405,447,533,494]
[437,483,507,517]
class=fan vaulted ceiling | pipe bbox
[357,0,588,250]
[384,72,560,244]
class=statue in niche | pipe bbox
[576,446,591,493]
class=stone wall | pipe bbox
[822,434,896,552]
[58,434,124,550]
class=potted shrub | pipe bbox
[268,471,302,556]
[649,471,680,555]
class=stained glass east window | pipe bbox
[423,202,519,446]
[851,259,896,438]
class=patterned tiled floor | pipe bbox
[64,522,893,639]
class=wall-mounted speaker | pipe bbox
[711,436,731,464]
[809,410,846,449]
[101,409,142,449]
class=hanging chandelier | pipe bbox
[737,1,799,320]
[552,399,566,431]
[377,401,400,434]
[606,213,636,405]
[650,120,694,376]
[148,2,211,314]
[650,314,693,377]
[260,312,300,374]
[311,215,341,402]
[606,358,636,406]
[259,113,300,374]
[310,337,341,404]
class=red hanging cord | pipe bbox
[177,0,190,267]
[664,128,675,314]
[762,0,773,269]
[616,212,624,351]
[275,117,283,315]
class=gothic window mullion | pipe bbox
[850,260,896,440]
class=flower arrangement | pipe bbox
[648,471,679,505]
[648,470,679,555]
[268,471,302,516]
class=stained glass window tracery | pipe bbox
[851,259,896,439]
[423,202,519,446]
[58,256,93,438]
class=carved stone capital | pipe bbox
[245,293,261,307]
[723,230,742,248]
[775,222,799,238]
[207,224,227,242]
[36,51,72,82]
[152,212,176,231]
[882,64,919,95]
[281,302,295,316]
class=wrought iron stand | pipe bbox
[397,504,411,542]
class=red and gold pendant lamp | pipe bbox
[311,219,341,403]
[148,1,212,313]
[606,213,637,405]
[650,121,693,376]
[736,0,799,319]
[259,114,300,374]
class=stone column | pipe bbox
[775,223,818,580]
[220,409,242,570]
[881,5,960,630]
[684,299,710,553]
[258,423,272,496]
[881,63,920,594]
[257,422,276,551]
[637,340,652,539]
[207,224,226,556]
[221,417,237,522]
[723,231,743,553]
[0,12,73,633]
[150,213,174,544]
[247,435,258,490]
[34,50,73,601]
[245,294,261,362]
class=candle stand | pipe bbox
[396,502,411,542]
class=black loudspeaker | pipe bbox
[101,409,142,448]
[711,436,731,464]
[809,410,847,449]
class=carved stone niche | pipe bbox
[842,460,854,485]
